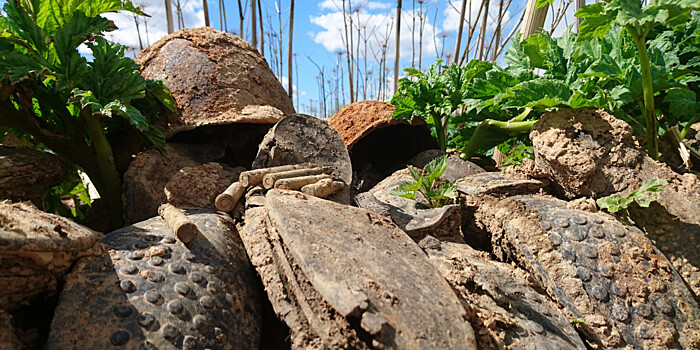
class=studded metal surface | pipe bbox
[46,210,261,349]
[501,196,700,349]
[422,238,587,349]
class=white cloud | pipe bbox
[309,5,441,65]
[366,1,392,11]
[102,0,205,54]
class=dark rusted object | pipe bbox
[136,27,294,138]
[46,210,261,349]
[420,236,587,349]
[0,200,100,311]
[238,190,477,349]
[478,195,700,349]
[0,146,66,208]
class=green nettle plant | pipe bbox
[390,60,536,156]
[0,0,176,228]
[596,178,668,221]
[576,0,699,160]
[390,155,457,208]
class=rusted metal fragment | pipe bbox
[361,168,464,243]
[136,27,294,138]
[252,114,352,204]
[456,172,543,196]
[0,146,66,209]
[478,195,700,349]
[421,236,587,349]
[239,189,476,349]
[0,201,100,311]
[46,211,261,349]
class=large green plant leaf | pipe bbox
[84,37,145,103]
[664,87,697,120]
[37,0,142,36]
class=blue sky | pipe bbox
[1,0,578,117]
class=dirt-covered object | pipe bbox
[164,162,242,209]
[0,310,22,350]
[328,101,438,192]
[528,107,700,299]
[252,114,352,204]
[473,194,700,349]
[0,146,66,208]
[529,107,643,198]
[0,201,101,312]
[46,210,261,349]
[457,172,545,251]
[358,169,464,243]
[408,150,485,183]
[123,142,236,224]
[419,236,587,349]
[328,100,431,151]
[136,27,294,138]
[123,149,177,225]
[456,172,544,197]
[238,190,477,349]
[629,197,700,298]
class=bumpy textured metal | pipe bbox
[504,196,700,349]
[46,210,261,349]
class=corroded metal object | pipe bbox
[421,236,587,349]
[239,189,477,349]
[46,210,261,349]
[489,196,700,349]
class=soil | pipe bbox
[164,162,242,209]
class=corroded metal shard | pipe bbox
[481,195,700,349]
[239,189,477,349]
[0,201,100,311]
[421,236,587,349]
[46,211,261,349]
[455,172,543,196]
[360,168,464,243]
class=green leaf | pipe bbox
[664,87,697,120]
[535,0,553,10]
[632,178,667,207]
[596,194,631,213]
[84,37,145,103]
[424,155,448,185]
[407,165,424,183]
[521,34,549,69]
[3,0,46,52]
[145,79,177,113]
[435,182,457,199]
[390,181,421,199]
[576,3,615,41]
[37,0,143,36]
